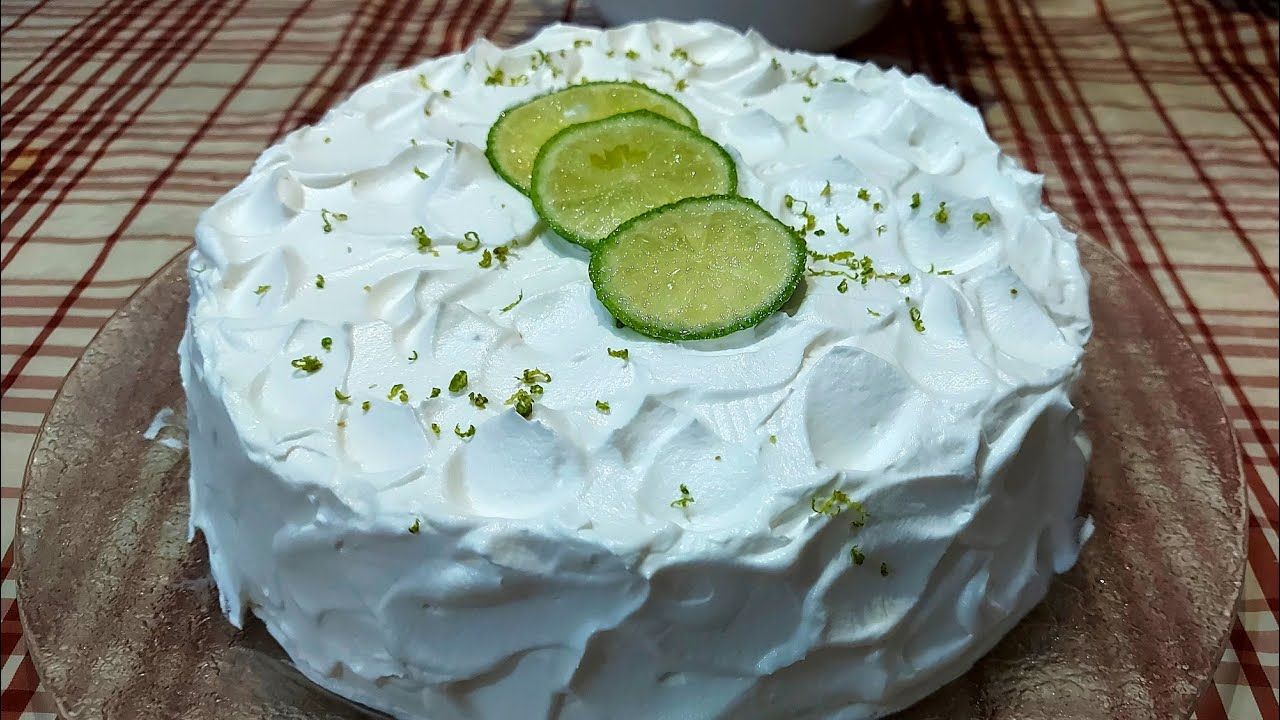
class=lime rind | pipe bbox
[589,195,807,342]
[485,81,699,195]
[529,110,738,250]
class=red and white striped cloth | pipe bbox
[1,1,1275,717]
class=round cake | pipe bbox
[181,21,1093,720]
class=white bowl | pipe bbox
[590,0,894,51]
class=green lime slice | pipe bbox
[589,195,806,342]
[486,81,698,195]
[530,110,737,250]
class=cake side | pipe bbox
[182,20,1092,720]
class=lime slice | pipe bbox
[590,195,806,341]
[486,81,698,194]
[530,111,737,249]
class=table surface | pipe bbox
[0,1,1275,718]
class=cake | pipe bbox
[181,20,1093,720]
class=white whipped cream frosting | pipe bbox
[182,20,1093,720]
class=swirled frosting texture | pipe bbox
[182,21,1092,720]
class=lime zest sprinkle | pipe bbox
[880,562,891,577]
[872,201,883,212]
[794,114,808,132]
[387,383,409,402]
[837,278,849,293]
[573,39,592,48]
[909,306,926,332]
[531,49,562,77]
[850,546,866,565]
[413,166,428,180]
[910,192,922,209]
[454,423,476,439]
[769,434,778,444]
[811,489,852,516]
[457,231,481,252]
[417,73,431,90]
[254,285,270,295]
[430,387,441,398]
[449,370,468,392]
[361,400,371,412]
[334,388,351,403]
[506,388,535,419]
[520,368,552,384]
[408,518,421,534]
[484,66,528,86]
[315,274,325,289]
[320,208,347,233]
[674,78,688,92]
[820,181,832,198]
[469,392,489,409]
[932,202,949,224]
[320,337,333,351]
[595,400,611,413]
[867,308,882,317]
[408,350,419,362]
[411,226,435,254]
[783,194,817,230]
[792,66,819,87]
[857,188,870,202]
[478,249,493,268]
[973,211,992,229]
[291,356,323,374]
[806,249,902,287]
[876,224,887,236]
[847,501,869,528]
[835,215,849,235]
[500,290,523,312]
[430,422,441,435]
[1010,288,1020,297]
[670,483,695,509]
[625,49,639,60]
[670,47,703,66]
[607,347,629,361]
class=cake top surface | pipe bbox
[189,20,1089,567]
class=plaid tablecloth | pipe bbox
[1,0,1276,717]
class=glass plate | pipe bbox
[16,235,1246,719]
